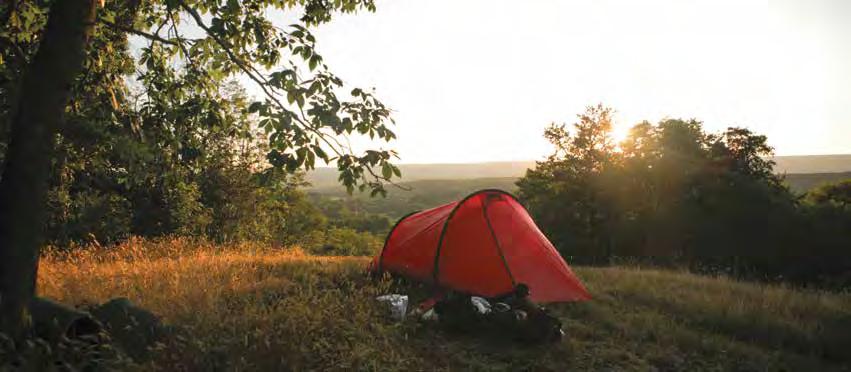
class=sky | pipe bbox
[267,0,851,164]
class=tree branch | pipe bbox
[176,1,346,158]
[0,0,18,30]
[168,10,207,89]
[176,1,399,190]
[0,36,27,67]
[97,17,178,46]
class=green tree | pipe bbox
[798,180,851,287]
[687,127,797,275]
[517,106,819,281]
[805,179,851,209]
[0,0,99,338]
[516,104,618,263]
[606,119,714,261]
[0,0,400,337]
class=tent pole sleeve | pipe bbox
[432,189,525,286]
[482,196,516,287]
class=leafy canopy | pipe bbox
[1,0,401,196]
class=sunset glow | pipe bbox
[294,0,851,163]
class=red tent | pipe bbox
[370,189,590,303]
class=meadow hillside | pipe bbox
[309,172,850,220]
[309,177,519,219]
[782,172,851,193]
[305,154,851,189]
[33,239,851,371]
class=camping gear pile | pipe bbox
[376,285,568,344]
[370,189,590,344]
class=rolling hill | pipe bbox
[310,177,519,219]
[306,154,851,189]
[305,161,534,189]
[309,167,851,220]
[784,172,851,193]
[772,154,851,174]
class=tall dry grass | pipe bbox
[39,237,410,370]
[34,238,851,371]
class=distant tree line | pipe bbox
[517,105,851,288]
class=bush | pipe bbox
[303,227,383,256]
[47,189,133,246]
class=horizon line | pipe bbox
[307,153,851,168]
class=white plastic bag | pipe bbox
[470,296,492,315]
[421,308,439,321]
[376,294,409,321]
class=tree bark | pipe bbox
[0,0,97,338]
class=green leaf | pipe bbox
[211,17,224,33]
[296,147,308,163]
[314,146,328,162]
[306,149,316,168]
[381,163,392,179]
[248,102,263,113]
[286,157,299,172]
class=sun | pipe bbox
[610,122,632,150]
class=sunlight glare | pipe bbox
[610,122,632,151]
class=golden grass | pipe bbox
[37,238,851,371]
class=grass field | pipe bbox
[36,238,851,371]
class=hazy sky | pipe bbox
[280,0,850,164]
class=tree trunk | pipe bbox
[0,0,96,339]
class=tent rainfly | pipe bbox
[370,189,590,303]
